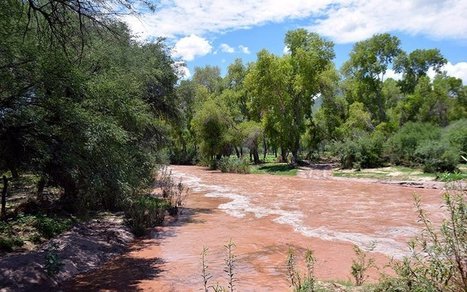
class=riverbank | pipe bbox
[0,213,133,291]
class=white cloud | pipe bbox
[239,45,250,54]
[171,34,212,61]
[444,62,467,84]
[122,0,332,39]
[309,0,467,43]
[220,43,235,53]
[123,0,467,44]
[384,69,402,81]
[283,46,290,55]
[428,62,467,84]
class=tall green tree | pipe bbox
[342,33,402,123]
[245,29,334,162]
[394,49,446,94]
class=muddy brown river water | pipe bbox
[68,165,445,291]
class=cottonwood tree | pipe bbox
[342,33,402,123]
[394,49,447,94]
[245,29,334,163]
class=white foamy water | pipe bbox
[171,168,412,258]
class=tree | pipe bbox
[193,66,223,94]
[394,49,446,94]
[0,1,179,212]
[245,29,334,163]
[342,33,402,123]
[191,99,232,161]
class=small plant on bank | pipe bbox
[199,240,238,292]
[438,171,466,182]
[201,247,213,292]
[44,242,63,276]
[218,157,250,174]
[390,191,467,291]
[125,195,169,237]
[158,166,189,216]
[287,246,317,291]
[34,215,72,239]
[224,240,237,292]
[350,244,375,286]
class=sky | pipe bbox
[123,0,467,83]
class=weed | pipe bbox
[438,171,467,182]
[350,244,375,286]
[44,242,63,276]
[0,236,24,252]
[158,166,189,216]
[287,246,317,291]
[34,215,72,239]
[125,195,168,236]
[201,247,212,292]
[224,240,237,292]
[200,240,238,292]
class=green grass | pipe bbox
[250,163,297,176]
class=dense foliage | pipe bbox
[0,1,179,213]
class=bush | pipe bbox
[217,157,250,174]
[387,191,467,291]
[0,236,24,252]
[125,195,169,237]
[332,133,384,169]
[414,141,459,173]
[385,122,441,165]
[442,119,467,156]
[34,215,72,239]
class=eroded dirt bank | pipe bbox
[0,215,133,291]
[67,165,444,291]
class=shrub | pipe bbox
[385,122,441,165]
[415,141,459,173]
[157,166,189,216]
[125,195,169,237]
[382,190,467,291]
[350,244,375,286]
[0,236,24,252]
[442,119,467,155]
[332,133,384,169]
[34,215,72,239]
[218,157,250,174]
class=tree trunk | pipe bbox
[2,176,8,220]
[280,147,287,163]
[263,138,267,161]
[252,148,260,165]
[10,167,18,179]
[234,146,240,158]
[37,177,46,201]
[291,149,298,166]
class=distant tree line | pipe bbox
[170,30,466,173]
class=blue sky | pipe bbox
[123,0,467,82]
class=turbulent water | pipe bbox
[171,167,440,259]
